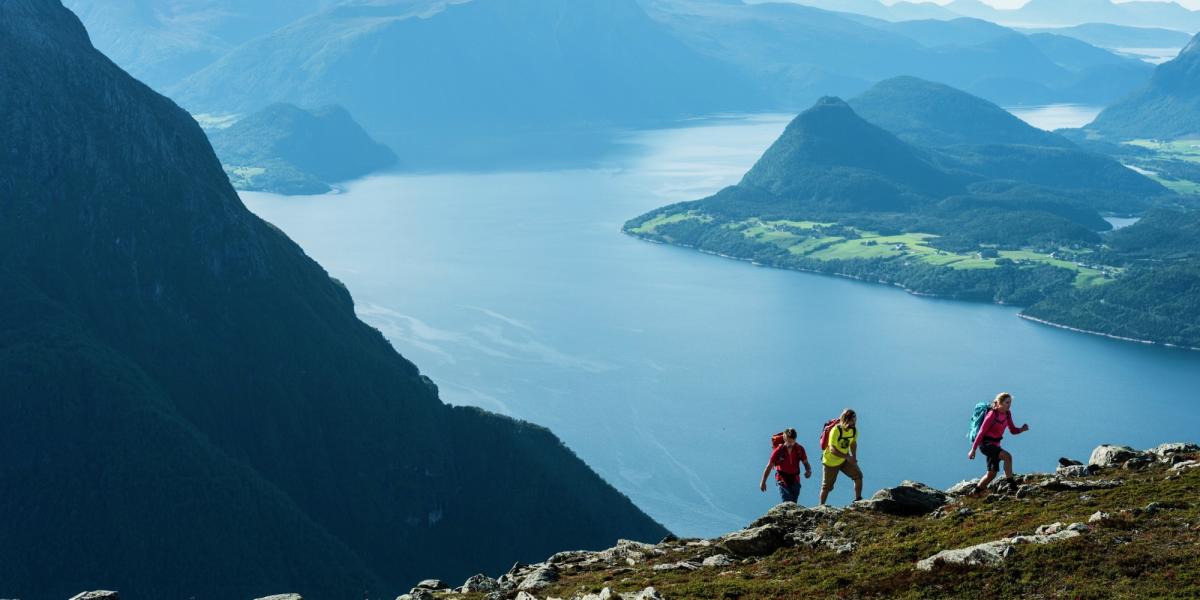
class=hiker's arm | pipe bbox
[1008,412,1023,434]
[802,458,812,478]
[760,463,773,491]
[850,439,858,461]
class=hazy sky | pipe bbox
[892,0,1200,9]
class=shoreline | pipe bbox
[629,230,1197,353]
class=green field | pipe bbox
[1123,139,1200,194]
[727,217,1118,288]
[630,211,710,235]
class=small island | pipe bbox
[204,103,397,195]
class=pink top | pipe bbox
[972,409,1021,452]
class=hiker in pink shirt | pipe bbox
[968,392,1029,495]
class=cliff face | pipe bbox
[0,2,666,598]
[362,442,1200,600]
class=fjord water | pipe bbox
[243,115,1200,538]
[1007,104,1104,130]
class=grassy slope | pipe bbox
[445,458,1199,599]
[631,211,1115,289]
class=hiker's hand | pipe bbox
[804,470,812,479]
[968,450,976,460]
[1021,424,1029,432]
[760,481,766,492]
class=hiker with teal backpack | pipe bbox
[967,392,1029,495]
[819,409,862,505]
[760,428,812,504]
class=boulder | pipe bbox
[652,560,699,572]
[749,502,840,531]
[597,539,659,565]
[578,589,618,600]
[414,580,448,591]
[1089,511,1111,523]
[255,596,301,600]
[856,481,948,516]
[462,574,499,593]
[718,524,787,557]
[1089,445,1146,469]
[518,565,560,591]
[917,541,1012,570]
[70,593,119,600]
[515,593,539,600]
[946,480,979,496]
[1058,457,1084,467]
[1171,460,1200,471]
[701,554,734,567]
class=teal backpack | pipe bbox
[967,401,991,442]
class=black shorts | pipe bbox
[980,442,1004,472]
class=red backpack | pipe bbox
[771,431,786,448]
[818,418,840,450]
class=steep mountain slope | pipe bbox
[1022,23,1193,54]
[1088,34,1200,140]
[207,103,397,194]
[0,2,666,598]
[170,0,761,166]
[63,0,332,89]
[738,97,962,213]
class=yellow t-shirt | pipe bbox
[822,425,858,467]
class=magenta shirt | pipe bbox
[972,409,1021,452]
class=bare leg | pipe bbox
[854,477,863,501]
[974,470,998,495]
[1001,451,1014,480]
[819,487,830,505]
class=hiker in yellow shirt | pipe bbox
[819,409,863,505]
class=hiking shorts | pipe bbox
[821,461,862,493]
[777,477,801,503]
[980,441,1006,472]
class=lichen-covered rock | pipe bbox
[702,554,734,567]
[1089,445,1147,468]
[1149,442,1200,460]
[719,524,787,556]
[1089,511,1111,523]
[414,580,448,591]
[70,593,119,600]
[1055,464,1090,478]
[855,481,949,516]
[462,574,499,593]
[652,560,699,572]
[518,564,560,591]
[917,522,1087,570]
[1040,477,1122,492]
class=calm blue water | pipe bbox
[242,114,1200,538]
[1007,104,1103,130]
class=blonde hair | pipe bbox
[991,393,1013,410]
[839,408,857,426]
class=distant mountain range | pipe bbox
[778,0,1200,32]
[1086,34,1200,140]
[63,0,333,89]
[0,1,667,598]
[207,103,397,195]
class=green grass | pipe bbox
[631,211,709,235]
[633,211,1120,288]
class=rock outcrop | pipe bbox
[917,522,1089,571]
[853,481,949,516]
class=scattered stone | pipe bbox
[719,524,787,557]
[462,574,499,593]
[630,587,664,600]
[855,481,948,516]
[1089,511,1111,524]
[255,596,301,600]
[1171,460,1199,471]
[70,593,119,600]
[1036,522,1067,535]
[1089,445,1147,469]
[597,540,660,565]
[578,588,618,600]
[397,591,432,600]
[518,565,560,591]
[946,480,979,496]
[652,560,699,572]
[1058,457,1084,467]
[1055,464,1090,478]
[1040,478,1122,492]
[702,554,734,567]
[515,592,538,600]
